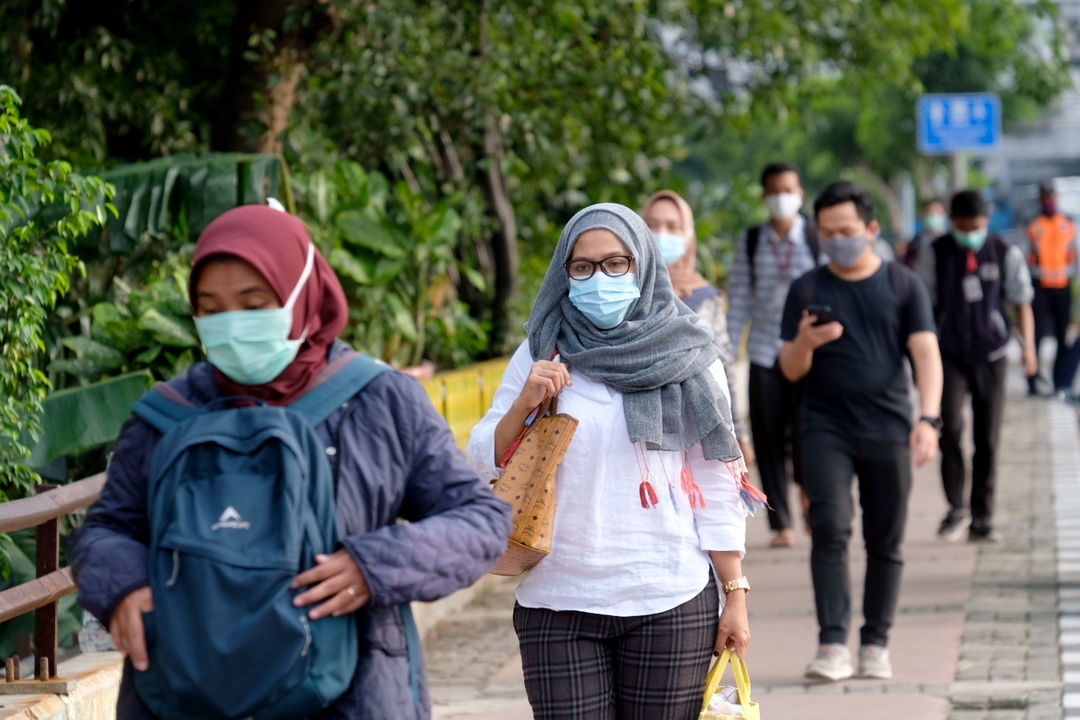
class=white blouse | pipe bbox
[467,341,747,617]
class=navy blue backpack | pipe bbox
[129,353,387,720]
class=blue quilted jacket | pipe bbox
[70,342,512,719]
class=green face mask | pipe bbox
[953,227,987,250]
[194,244,314,385]
[923,213,946,233]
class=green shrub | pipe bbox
[0,85,114,500]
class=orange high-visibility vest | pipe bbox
[1027,213,1077,288]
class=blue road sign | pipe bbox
[917,93,1001,155]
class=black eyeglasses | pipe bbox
[564,255,635,281]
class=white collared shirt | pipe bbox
[467,342,747,617]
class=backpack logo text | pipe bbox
[212,506,251,531]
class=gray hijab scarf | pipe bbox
[526,202,740,462]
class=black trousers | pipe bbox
[1032,285,1072,391]
[803,431,911,647]
[940,355,1006,524]
[748,362,805,531]
[513,578,719,720]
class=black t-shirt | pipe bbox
[780,262,936,443]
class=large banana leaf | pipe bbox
[98,153,282,252]
[23,370,154,467]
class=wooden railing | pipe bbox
[0,473,106,688]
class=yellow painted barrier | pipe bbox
[421,357,512,449]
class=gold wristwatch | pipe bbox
[722,576,750,594]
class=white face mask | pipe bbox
[764,192,802,221]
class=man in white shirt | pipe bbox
[727,162,819,547]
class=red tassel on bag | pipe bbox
[639,480,660,509]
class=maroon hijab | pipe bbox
[189,205,349,405]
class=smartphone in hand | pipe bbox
[806,304,835,326]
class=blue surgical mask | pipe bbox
[568,272,641,329]
[194,243,315,385]
[822,234,869,269]
[953,228,987,250]
[654,231,687,265]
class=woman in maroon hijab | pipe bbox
[71,205,511,720]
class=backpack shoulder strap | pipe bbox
[131,383,199,434]
[887,261,912,341]
[888,260,912,306]
[991,234,1011,300]
[991,233,1009,262]
[746,225,762,290]
[803,214,820,263]
[798,266,821,307]
[290,353,390,426]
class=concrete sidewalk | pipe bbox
[427,377,1068,720]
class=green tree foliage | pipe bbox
[0,0,1071,354]
[682,0,1070,245]
[0,85,114,497]
[0,0,330,165]
[293,0,694,352]
[294,161,488,368]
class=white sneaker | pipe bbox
[804,643,853,681]
[858,645,892,679]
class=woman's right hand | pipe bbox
[109,586,154,671]
[515,360,571,411]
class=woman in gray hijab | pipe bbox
[467,203,753,720]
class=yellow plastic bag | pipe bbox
[699,649,760,720]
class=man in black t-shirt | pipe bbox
[779,181,943,683]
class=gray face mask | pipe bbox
[822,234,868,269]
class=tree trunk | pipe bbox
[476,0,518,353]
[255,62,303,156]
[483,113,519,353]
[212,0,328,153]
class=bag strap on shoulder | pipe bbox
[804,214,820,263]
[290,352,390,425]
[132,383,200,434]
[887,261,912,342]
[746,225,762,291]
[748,213,817,291]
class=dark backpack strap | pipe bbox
[803,214,820,264]
[290,353,390,426]
[888,261,912,342]
[749,216,817,290]
[798,265,821,307]
[991,234,1010,300]
[746,225,762,291]
[131,383,199,434]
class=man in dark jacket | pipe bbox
[915,190,1037,543]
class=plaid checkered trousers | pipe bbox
[513,577,720,720]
